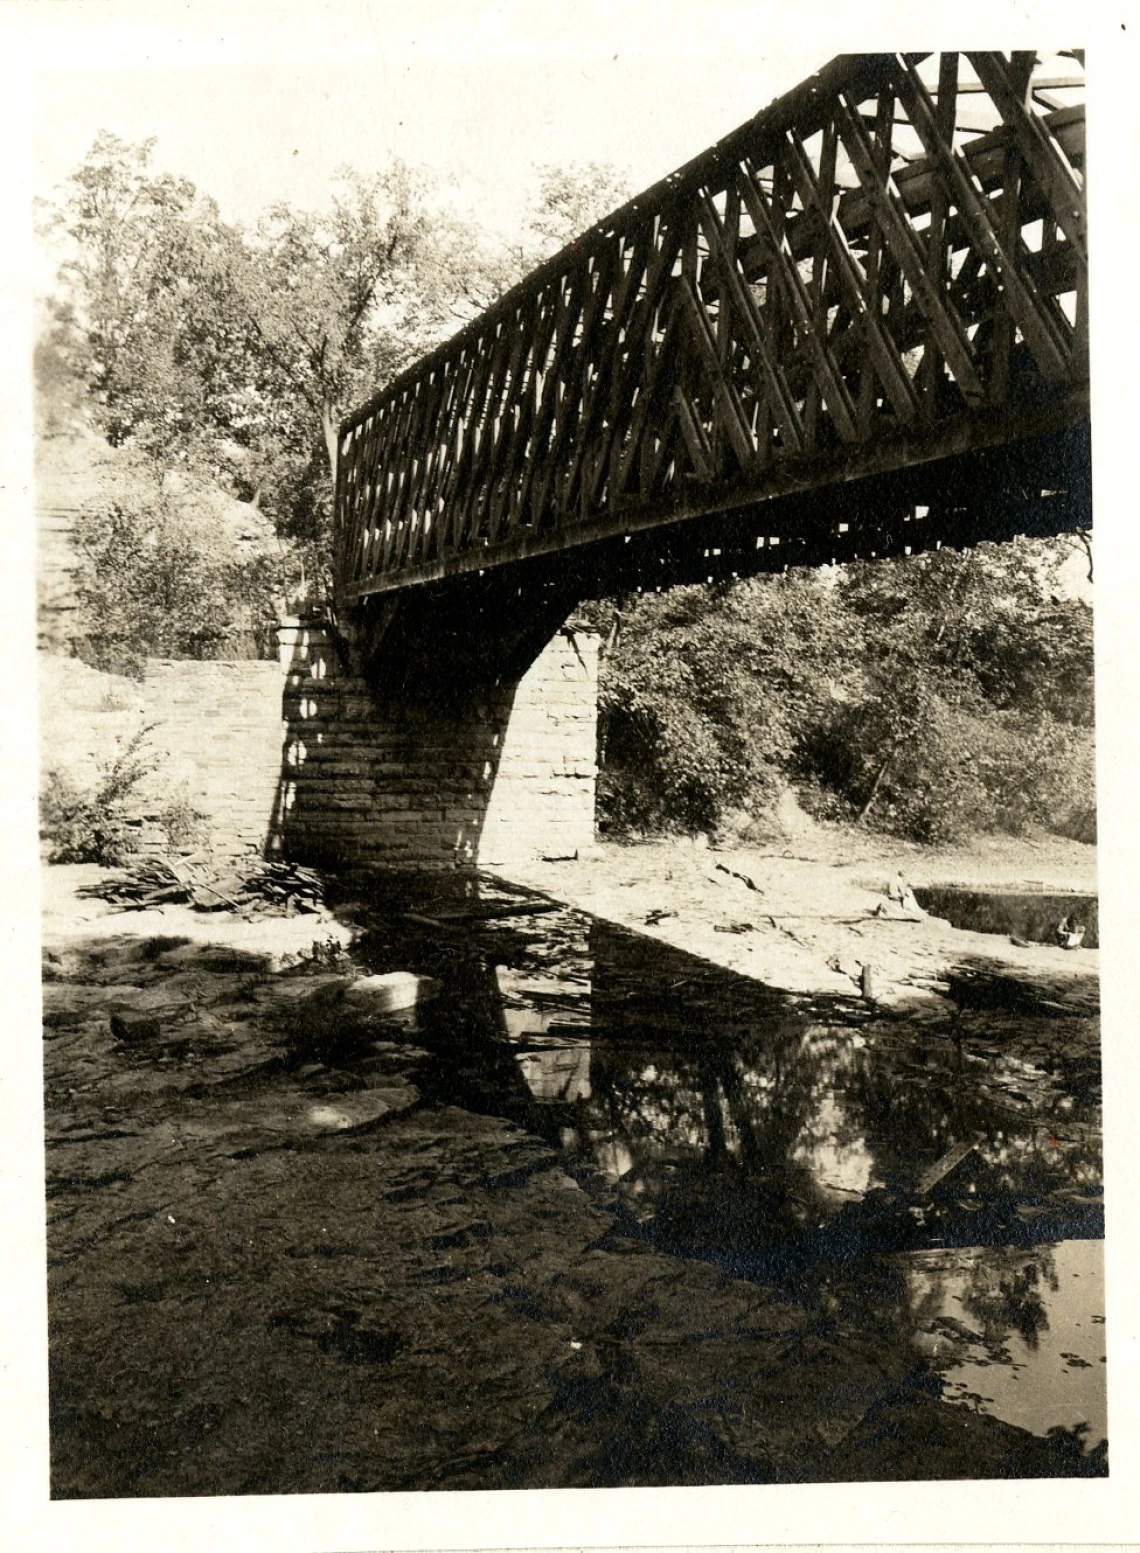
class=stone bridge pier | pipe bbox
[271,576,599,872]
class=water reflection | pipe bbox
[477,922,1103,1258]
[899,1239,1107,1450]
[352,885,1104,1450]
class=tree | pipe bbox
[43,137,517,599]
[70,495,289,673]
[42,132,245,466]
[229,165,470,488]
[528,162,632,253]
[597,536,1095,845]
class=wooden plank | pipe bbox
[580,224,662,505]
[675,274,757,469]
[520,266,593,526]
[784,126,922,426]
[478,291,550,544]
[915,1137,983,1197]
[718,174,858,444]
[836,89,987,406]
[487,284,563,540]
[589,225,685,503]
[670,383,715,480]
[988,52,1036,406]
[892,58,1072,382]
[918,52,959,411]
[967,51,1087,263]
[529,252,617,527]
[555,241,638,522]
[610,297,686,501]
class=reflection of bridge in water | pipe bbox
[392,899,1105,1450]
[396,906,1102,1267]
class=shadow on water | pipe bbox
[44,870,1107,1492]
[339,871,1106,1457]
[914,886,1099,949]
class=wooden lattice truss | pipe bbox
[337,51,1087,599]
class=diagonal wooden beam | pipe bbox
[713,176,858,443]
[587,224,684,503]
[517,265,593,525]
[485,286,563,543]
[581,223,662,504]
[670,383,715,479]
[967,51,1087,264]
[835,89,988,404]
[676,271,758,469]
[533,243,622,524]
[891,57,1073,382]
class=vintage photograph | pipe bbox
[25,5,1112,1512]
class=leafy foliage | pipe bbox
[71,499,289,674]
[40,726,159,865]
[42,137,519,603]
[598,537,1095,845]
[528,162,631,252]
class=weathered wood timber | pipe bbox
[336,52,1089,602]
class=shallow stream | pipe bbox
[348,877,1107,1456]
[45,871,1107,1494]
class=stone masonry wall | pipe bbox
[144,660,287,856]
[40,617,599,869]
[39,654,287,859]
[277,621,599,871]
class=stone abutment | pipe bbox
[270,613,599,871]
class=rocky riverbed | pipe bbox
[41,831,1105,1496]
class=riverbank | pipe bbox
[494,825,1098,1012]
[39,826,1104,1495]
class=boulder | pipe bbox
[343,972,440,1015]
[110,1010,162,1043]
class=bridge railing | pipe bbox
[336,51,1086,600]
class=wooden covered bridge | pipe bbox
[279,51,1090,871]
[334,49,1088,610]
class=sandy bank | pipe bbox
[492,827,1098,1012]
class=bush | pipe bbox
[595,538,1096,848]
[72,499,290,673]
[154,786,210,851]
[40,726,158,865]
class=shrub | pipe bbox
[40,726,159,865]
[595,538,1095,848]
[154,786,210,851]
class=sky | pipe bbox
[31,54,820,244]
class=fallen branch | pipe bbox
[714,863,763,893]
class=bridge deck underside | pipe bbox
[337,51,1088,601]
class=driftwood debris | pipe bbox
[714,863,764,893]
[89,856,325,916]
[914,1137,985,1198]
[404,900,560,930]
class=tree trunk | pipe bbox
[858,752,893,823]
[320,400,339,485]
